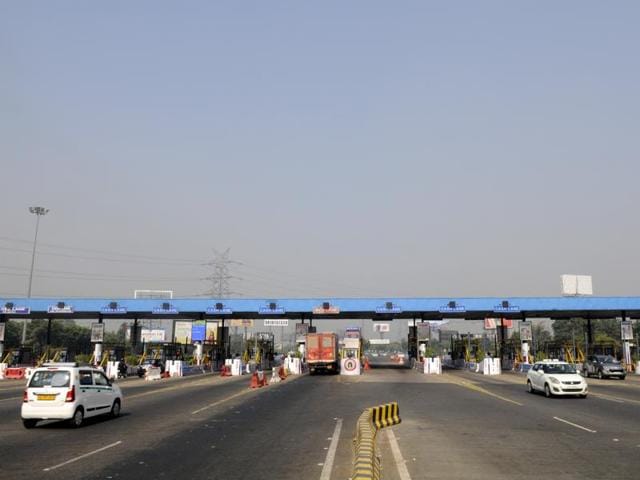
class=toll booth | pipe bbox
[295,323,314,360]
[248,332,275,370]
[13,347,34,366]
[341,329,363,375]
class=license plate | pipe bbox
[37,394,56,401]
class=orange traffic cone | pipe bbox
[278,366,286,380]
[364,358,371,371]
[221,365,231,377]
[249,371,260,388]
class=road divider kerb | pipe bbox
[352,402,402,480]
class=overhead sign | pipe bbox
[493,304,520,313]
[264,319,289,327]
[206,304,233,315]
[622,321,634,341]
[313,303,340,315]
[101,303,127,315]
[484,318,497,330]
[90,323,105,343]
[152,303,178,314]
[373,323,390,333]
[438,302,465,313]
[1,305,30,315]
[229,319,254,327]
[48,304,74,314]
[375,302,402,314]
[259,303,285,315]
[369,338,390,345]
[191,320,206,342]
[140,329,166,343]
[520,322,533,342]
[417,322,431,340]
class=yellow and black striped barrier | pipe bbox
[352,402,401,480]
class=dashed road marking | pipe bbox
[319,418,342,480]
[553,417,596,433]
[43,441,122,471]
[387,428,412,480]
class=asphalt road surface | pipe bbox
[2,367,640,479]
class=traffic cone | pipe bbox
[221,365,231,377]
[364,358,371,371]
[278,365,286,380]
[249,371,260,388]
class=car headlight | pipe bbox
[549,377,560,384]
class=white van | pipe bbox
[21,362,123,428]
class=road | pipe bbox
[2,367,640,479]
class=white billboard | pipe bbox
[264,319,289,327]
[141,329,166,343]
[373,323,390,333]
[561,274,593,296]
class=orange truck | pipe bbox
[306,332,339,375]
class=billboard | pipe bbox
[621,321,634,341]
[191,320,206,342]
[174,321,192,344]
[141,329,166,343]
[90,323,105,343]
[373,323,390,333]
[519,322,533,342]
[206,321,219,343]
[229,319,254,328]
[417,323,431,341]
[0,322,5,342]
[264,319,289,327]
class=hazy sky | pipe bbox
[1,1,639,300]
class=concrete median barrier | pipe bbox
[352,402,401,480]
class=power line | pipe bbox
[202,248,241,298]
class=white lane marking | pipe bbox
[191,390,251,415]
[553,417,596,433]
[387,428,412,480]
[319,418,342,480]
[43,441,122,471]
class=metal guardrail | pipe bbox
[352,402,401,480]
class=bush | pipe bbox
[74,353,92,365]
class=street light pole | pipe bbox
[22,206,49,344]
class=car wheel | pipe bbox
[70,407,84,428]
[110,399,121,418]
[22,419,38,429]
[597,370,603,379]
[579,394,587,399]
[527,380,534,394]
[620,376,626,381]
[544,383,553,398]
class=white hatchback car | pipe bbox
[21,362,123,428]
[526,360,587,398]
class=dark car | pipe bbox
[583,355,626,380]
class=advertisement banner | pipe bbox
[621,321,634,341]
[140,329,166,343]
[520,322,533,342]
[0,322,5,342]
[174,321,192,344]
[206,321,219,343]
[417,322,431,341]
[191,320,206,342]
[229,319,254,328]
[90,323,105,343]
[484,318,497,330]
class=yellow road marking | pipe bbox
[446,377,523,406]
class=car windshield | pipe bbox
[542,364,576,374]
[29,370,71,388]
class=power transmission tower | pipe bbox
[202,248,241,298]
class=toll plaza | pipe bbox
[2,296,640,371]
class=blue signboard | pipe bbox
[259,306,286,315]
[191,320,206,342]
[101,306,127,315]
[48,305,74,314]
[206,306,233,315]
[152,303,179,314]
[493,305,521,313]
[375,303,402,314]
[1,306,30,314]
[438,305,466,313]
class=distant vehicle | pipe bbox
[306,332,339,375]
[527,360,587,398]
[583,355,626,380]
[21,362,123,428]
